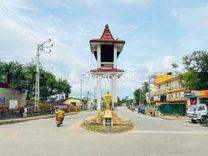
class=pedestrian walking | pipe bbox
[19,106,24,118]
[23,107,28,118]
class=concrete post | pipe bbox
[97,76,101,111]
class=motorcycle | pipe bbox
[56,116,64,127]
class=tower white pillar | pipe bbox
[111,75,117,110]
[97,45,101,68]
[97,76,102,111]
[113,45,117,68]
[96,45,102,111]
[111,78,114,109]
[114,76,117,104]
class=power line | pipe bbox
[0,4,41,40]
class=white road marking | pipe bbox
[129,130,208,134]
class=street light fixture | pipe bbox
[35,39,53,106]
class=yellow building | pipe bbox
[153,74,186,106]
[64,98,82,112]
[64,98,81,106]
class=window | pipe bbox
[70,102,76,106]
[101,45,114,62]
[199,98,208,105]
[160,95,166,102]
[198,106,205,111]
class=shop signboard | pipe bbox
[0,97,5,108]
[9,100,18,109]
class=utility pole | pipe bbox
[35,39,53,107]
[80,75,83,108]
[86,91,89,110]
[80,72,90,110]
[148,75,151,105]
[35,45,40,106]
[80,73,86,109]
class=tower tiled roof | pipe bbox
[90,24,125,44]
[100,24,114,41]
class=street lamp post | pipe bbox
[35,39,53,107]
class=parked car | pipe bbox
[186,104,208,123]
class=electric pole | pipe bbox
[148,75,151,105]
[35,39,53,107]
[80,75,83,107]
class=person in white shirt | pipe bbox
[23,107,28,118]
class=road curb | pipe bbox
[0,112,77,125]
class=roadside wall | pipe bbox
[156,103,186,116]
[0,87,26,108]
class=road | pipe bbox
[0,107,208,156]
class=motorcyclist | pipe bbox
[56,108,65,127]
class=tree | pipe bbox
[171,63,179,69]
[171,62,179,74]
[134,88,143,104]
[134,82,149,105]
[142,82,149,93]
[25,63,36,99]
[0,61,5,82]
[116,97,122,106]
[40,69,57,100]
[1,61,27,92]
[39,70,71,100]
[55,79,71,98]
[181,50,208,90]
[0,60,72,101]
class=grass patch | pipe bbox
[80,118,134,133]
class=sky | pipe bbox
[1,0,208,99]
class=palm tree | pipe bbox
[25,63,36,99]
[0,61,5,82]
[1,62,28,100]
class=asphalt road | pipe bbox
[0,107,208,156]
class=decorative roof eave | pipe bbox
[90,68,124,79]
[90,68,124,73]
[89,39,125,44]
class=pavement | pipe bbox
[155,113,188,121]
[0,107,208,156]
[0,112,77,125]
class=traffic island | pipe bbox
[80,112,133,133]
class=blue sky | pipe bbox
[1,0,208,98]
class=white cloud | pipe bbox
[0,1,94,98]
[173,5,208,32]
[1,0,38,13]
[161,55,175,70]
[119,0,154,4]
